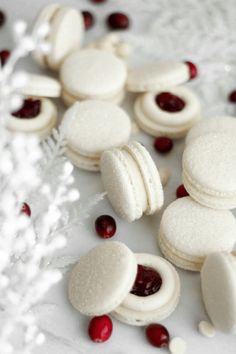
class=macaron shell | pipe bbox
[135,96,199,139]
[68,242,137,316]
[158,197,236,271]
[8,98,57,134]
[63,100,131,157]
[201,253,236,333]
[60,49,127,99]
[32,3,60,68]
[141,87,201,127]
[186,116,236,145]
[61,87,125,107]
[183,133,236,199]
[127,62,189,92]
[47,7,84,70]
[65,146,100,172]
[101,148,145,221]
[124,141,164,214]
[18,74,61,98]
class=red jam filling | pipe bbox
[12,98,41,119]
[131,264,162,297]
[155,92,185,113]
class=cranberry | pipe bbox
[131,265,162,297]
[88,315,113,343]
[176,184,189,198]
[21,203,31,217]
[228,90,236,103]
[82,11,94,30]
[95,215,116,238]
[185,61,198,80]
[107,12,130,30]
[0,50,10,66]
[146,324,170,348]
[154,137,173,154]
[155,92,185,113]
[0,10,6,27]
[12,98,41,119]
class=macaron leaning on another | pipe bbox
[158,197,236,271]
[8,74,61,139]
[32,4,84,71]
[201,252,236,333]
[68,242,181,326]
[101,141,164,222]
[183,133,236,209]
[60,49,127,106]
[62,100,131,171]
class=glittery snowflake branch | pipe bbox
[0,21,81,354]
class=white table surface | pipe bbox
[1,0,236,353]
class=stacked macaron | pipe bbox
[68,242,181,326]
[8,74,61,139]
[129,61,201,138]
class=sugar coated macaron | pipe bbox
[60,49,127,105]
[186,116,236,145]
[158,197,236,271]
[33,4,84,70]
[127,61,195,93]
[8,98,57,139]
[201,252,236,333]
[68,242,180,326]
[62,100,131,171]
[101,141,164,222]
[183,133,236,209]
[112,253,180,326]
[134,87,201,138]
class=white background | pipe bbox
[0,0,236,353]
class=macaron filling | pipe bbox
[12,98,41,119]
[131,264,162,297]
[155,92,185,113]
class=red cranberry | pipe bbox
[21,203,31,217]
[95,215,116,238]
[82,11,95,30]
[88,315,113,343]
[155,92,185,113]
[91,0,106,3]
[146,324,170,348]
[154,137,173,154]
[131,265,162,297]
[0,50,10,66]
[0,11,6,27]
[107,12,130,30]
[176,184,189,198]
[185,61,198,80]
[12,98,41,119]
[228,90,236,103]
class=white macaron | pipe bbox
[68,242,180,326]
[186,116,236,145]
[32,4,84,71]
[127,61,194,93]
[8,97,57,139]
[158,197,236,271]
[112,253,180,326]
[62,100,131,171]
[182,133,236,209]
[201,252,236,333]
[18,74,61,98]
[101,141,164,222]
[134,86,201,138]
[60,49,127,105]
